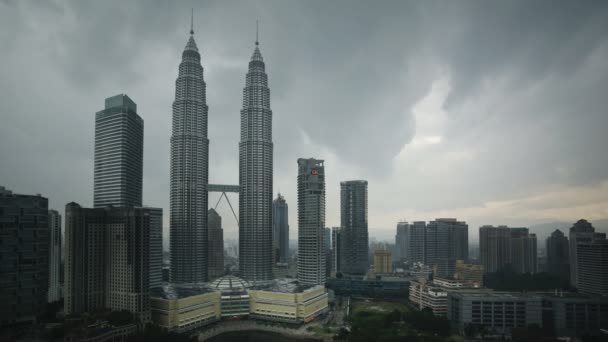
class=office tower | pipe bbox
[546,229,570,285]
[576,238,608,295]
[569,219,605,287]
[93,94,143,208]
[0,187,48,327]
[374,250,392,273]
[64,203,151,321]
[479,226,537,274]
[170,24,209,283]
[208,208,224,280]
[331,227,341,274]
[48,209,62,302]
[272,193,289,263]
[297,158,326,285]
[425,218,468,278]
[148,207,163,289]
[239,35,274,281]
[340,180,369,275]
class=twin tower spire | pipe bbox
[170,11,273,283]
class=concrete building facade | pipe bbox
[479,226,537,274]
[568,219,606,288]
[64,203,154,321]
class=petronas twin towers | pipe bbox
[170,22,273,283]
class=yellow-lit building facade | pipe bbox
[150,289,221,333]
[374,249,392,273]
[249,285,328,323]
[150,278,329,332]
[454,260,483,287]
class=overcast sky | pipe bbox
[1,0,608,243]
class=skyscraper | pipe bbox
[93,94,143,208]
[272,193,289,263]
[208,208,224,280]
[48,209,62,303]
[546,229,569,285]
[568,219,605,288]
[479,226,537,274]
[297,158,326,285]
[64,203,151,321]
[170,23,209,283]
[239,35,274,281]
[340,180,369,275]
[0,187,48,327]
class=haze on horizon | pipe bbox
[1,0,607,243]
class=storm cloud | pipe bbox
[1,0,607,243]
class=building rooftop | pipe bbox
[151,283,216,300]
[209,275,250,291]
[249,278,319,294]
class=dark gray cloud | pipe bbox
[1,0,607,241]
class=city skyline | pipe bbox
[2,1,608,243]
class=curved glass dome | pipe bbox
[209,275,250,291]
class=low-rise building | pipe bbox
[448,292,543,335]
[150,284,221,333]
[150,277,329,333]
[249,279,328,323]
[409,280,448,315]
[542,293,608,338]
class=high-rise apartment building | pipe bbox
[297,158,326,285]
[0,187,49,327]
[374,249,392,273]
[208,208,224,280]
[396,221,426,263]
[272,193,289,263]
[546,229,570,285]
[568,219,605,288]
[170,27,210,283]
[479,226,537,274]
[239,37,274,281]
[340,180,369,275]
[64,203,151,321]
[425,218,468,278]
[48,209,62,302]
[94,94,143,208]
[576,238,608,296]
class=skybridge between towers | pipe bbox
[208,184,240,226]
